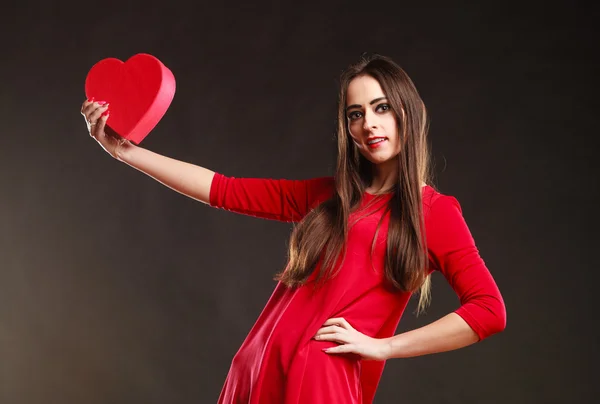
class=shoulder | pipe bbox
[422,186,474,252]
[422,185,462,222]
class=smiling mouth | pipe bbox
[367,138,388,148]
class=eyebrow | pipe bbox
[345,97,388,112]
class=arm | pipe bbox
[209,173,334,222]
[318,313,478,360]
[384,313,478,358]
[82,99,215,204]
[116,142,334,219]
[117,143,334,221]
[118,142,215,205]
[316,195,505,361]
[81,100,333,212]
[385,194,506,358]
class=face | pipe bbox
[346,75,401,166]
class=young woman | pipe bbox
[81,54,506,403]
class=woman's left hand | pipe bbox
[314,317,392,361]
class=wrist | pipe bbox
[383,334,407,360]
[115,139,134,161]
[381,337,395,360]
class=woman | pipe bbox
[81,54,506,403]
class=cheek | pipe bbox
[348,121,363,136]
[384,116,399,137]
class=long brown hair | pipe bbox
[276,54,433,313]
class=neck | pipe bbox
[367,158,427,194]
[368,158,399,194]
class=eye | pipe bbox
[376,103,391,113]
[347,111,363,121]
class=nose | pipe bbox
[362,109,378,132]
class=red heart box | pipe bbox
[85,53,176,144]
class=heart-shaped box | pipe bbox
[85,53,176,144]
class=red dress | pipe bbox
[209,174,506,403]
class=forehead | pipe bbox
[346,75,385,104]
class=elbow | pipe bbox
[487,291,507,336]
[459,295,507,340]
[488,301,507,336]
[483,298,507,339]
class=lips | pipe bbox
[367,137,388,149]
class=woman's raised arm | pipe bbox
[81,99,215,204]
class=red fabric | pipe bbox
[210,173,506,403]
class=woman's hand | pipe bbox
[314,317,392,361]
[80,99,131,160]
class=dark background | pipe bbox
[0,1,597,403]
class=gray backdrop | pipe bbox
[0,1,597,403]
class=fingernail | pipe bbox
[101,110,110,116]
[97,101,107,105]
[87,97,94,102]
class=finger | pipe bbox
[324,344,355,354]
[315,332,350,344]
[81,99,104,118]
[323,318,352,330]
[88,109,109,139]
[323,318,344,327]
[87,105,109,126]
[82,100,108,120]
[339,318,353,329]
[94,110,110,137]
[80,97,95,114]
[314,325,344,337]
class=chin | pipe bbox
[362,153,399,166]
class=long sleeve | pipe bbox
[209,173,335,222]
[425,194,506,340]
